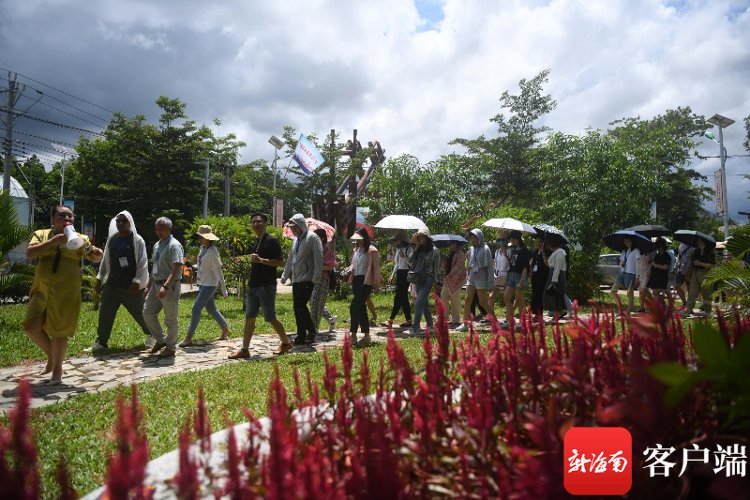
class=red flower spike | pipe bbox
[56,452,77,500]
[0,378,39,499]
[174,417,199,500]
[104,385,152,500]
[194,386,212,455]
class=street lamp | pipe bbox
[268,135,285,227]
[705,113,735,240]
[51,143,78,205]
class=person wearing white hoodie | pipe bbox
[281,214,323,345]
[455,228,495,331]
[87,210,150,352]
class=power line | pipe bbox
[1,136,65,156]
[0,128,77,148]
[0,107,104,137]
[0,66,116,115]
[19,93,106,129]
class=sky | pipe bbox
[1,0,749,224]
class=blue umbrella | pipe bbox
[432,234,468,248]
[602,230,654,252]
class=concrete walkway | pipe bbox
[0,324,407,415]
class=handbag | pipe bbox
[407,253,428,285]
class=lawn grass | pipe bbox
[16,338,428,497]
[0,291,399,368]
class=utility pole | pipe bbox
[3,72,25,193]
[223,163,231,216]
[202,159,209,218]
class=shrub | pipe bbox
[3,301,749,497]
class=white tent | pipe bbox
[0,175,31,265]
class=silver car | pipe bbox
[597,253,621,285]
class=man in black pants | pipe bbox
[86,211,150,352]
[385,233,413,328]
[281,213,323,345]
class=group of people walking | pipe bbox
[23,204,574,384]
[609,235,718,317]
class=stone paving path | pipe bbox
[0,325,407,415]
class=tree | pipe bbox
[450,69,557,207]
[67,97,239,245]
[11,155,58,229]
[0,192,33,300]
[608,107,713,231]
[540,130,666,252]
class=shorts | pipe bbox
[245,284,277,322]
[506,271,528,290]
[468,271,491,290]
[615,271,636,289]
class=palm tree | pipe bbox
[705,231,750,317]
[0,192,34,300]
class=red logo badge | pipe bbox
[563,426,632,495]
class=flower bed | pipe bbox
[2,300,749,498]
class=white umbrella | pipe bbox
[374,214,428,231]
[482,217,537,234]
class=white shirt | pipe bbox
[494,249,509,277]
[621,248,641,275]
[394,246,412,270]
[352,247,367,276]
[196,244,227,293]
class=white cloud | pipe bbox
[2,0,749,221]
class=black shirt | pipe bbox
[691,248,716,266]
[249,232,282,287]
[107,233,137,289]
[509,246,532,274]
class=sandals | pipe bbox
[275,343,293,355]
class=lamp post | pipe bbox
[705,113,735,240]
[268,135,285,227]
[51,143,77,205]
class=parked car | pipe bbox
[597,253,621,285]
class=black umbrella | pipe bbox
[432,234,469,248]
[533,224,569,244]
[673,230,716,249]
[626,224,670,238]
[602,230,654,252]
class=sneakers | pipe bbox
[399,321,413,328]
[293,335,307,346]
[453,323,469,332]
[84,341,106,353]
[328,316,337,332]
[356,335,372,346]
[228,348,250,359]
[157,348,176,358]
[144,336,157,349]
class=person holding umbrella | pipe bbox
[502,230,532,328]
[682,237,717,317]
[385,231,413,328]
[646,237,672,301]
[408,228,441,335]
[609,236,640,314]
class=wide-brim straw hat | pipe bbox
[196,225,219,241]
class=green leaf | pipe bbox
[692,323,730,368]
[649,362,692,386]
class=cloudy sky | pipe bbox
[2,0,749,222]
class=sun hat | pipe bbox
[196,225,219,241]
